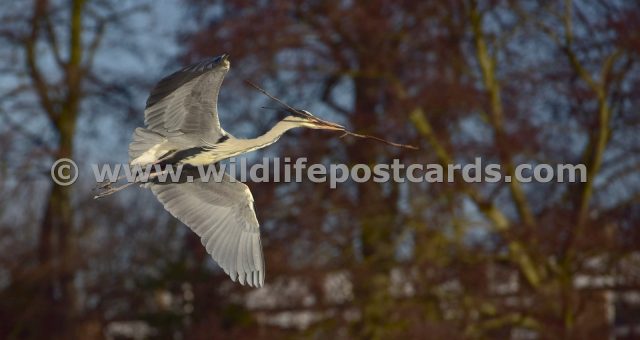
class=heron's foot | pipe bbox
[93,182,135,199]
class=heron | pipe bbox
[97,54,345,288]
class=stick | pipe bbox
[245,80,419,150]
[246,81,302,115]
[338,130,419,150]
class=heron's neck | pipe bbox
[234,120,300,154]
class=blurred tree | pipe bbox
[0,0,637,339]
[0,0,165,338]
[182,0,640,339]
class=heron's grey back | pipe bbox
[149,174,265,287]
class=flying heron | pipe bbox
[98,54,344,288]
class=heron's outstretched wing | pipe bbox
[144,55,229,138]
[149,174,265,287]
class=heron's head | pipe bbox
[284,109,344,131]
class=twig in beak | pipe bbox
[246,80,304,116]
[246,80,419,150]
[338,130,419,150]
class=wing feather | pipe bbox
[150,173,265,287]
[144,55,228,139]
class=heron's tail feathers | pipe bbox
[128,128,166,163]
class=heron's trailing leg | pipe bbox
[93,168,173,199]
[95,152,177,190]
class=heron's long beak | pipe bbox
[290,108,345,131]
[310,118,345,131]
